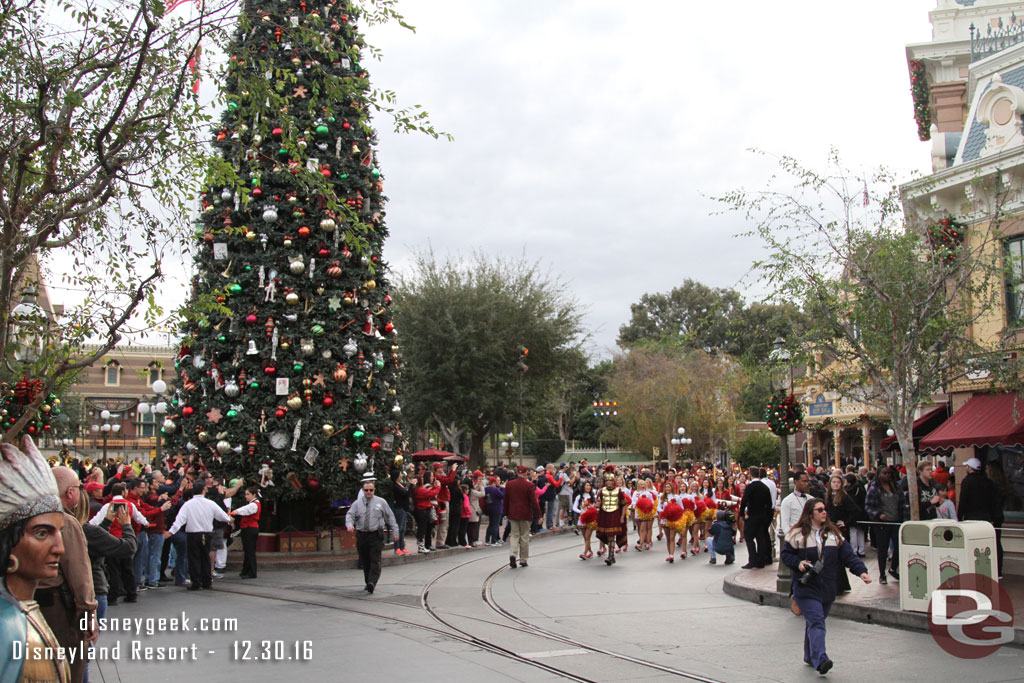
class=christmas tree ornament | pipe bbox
[322,423,335,436]
[162,419,178,434]
[262,206,278,223]
[289,258,305,274]
[287,393,303,410]
[226,409,239,419]
[198,431,211,443]
[224,381,240,398]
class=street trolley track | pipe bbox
[479,562,723,683]
[214,534,726,681]
[419,540,726,682]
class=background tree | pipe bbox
[730,430,781,469]
[164,0,440,508]
[617,280,744,350]
[394,251,586,467]
[0,0,239,441]
[718,151,1013,518]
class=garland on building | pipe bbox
[926,216,965,264]
[0,379,61,436]
[765,392,803,436]
[807,413,889,431]
[910,59,932,141]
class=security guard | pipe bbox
[346,474,399,593]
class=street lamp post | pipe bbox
[90,410,121,463]
[771,336,795,592]
[670,427,692,469]
[500,433,520,464]
[137,379,168,466]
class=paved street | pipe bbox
[91,533,1024,682]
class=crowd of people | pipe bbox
[3,431,1012,681]
[1,437,260,683]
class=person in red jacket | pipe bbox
[432,462,457,549]
[229,486,262,578]
[503,466,540,568]
[411,471,441,554]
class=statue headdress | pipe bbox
[0,436,61,532]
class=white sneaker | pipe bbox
[211,571,224,579]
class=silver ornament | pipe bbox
[216,439,232,455]
[224,382,240,398]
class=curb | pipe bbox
[223,527,578,573]
[721,572,1024,647]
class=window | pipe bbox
[138,409,156,437]
[148,363,163,386]
[1006,236,1024,325]
[104,361,120,386]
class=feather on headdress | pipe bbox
[0,436,61,531]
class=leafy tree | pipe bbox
[730,430,781,469]
[394,251,586,467]
[0,0,239,441]
[617,280,743,350]
[717,151,1014,518]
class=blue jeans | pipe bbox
[795,597,832,667]
[133,530,149,587]
[486,514,502,544]
[393,508,408,551]
[169,529,188,584]
[545,498,558,529]
[146,533,165,584]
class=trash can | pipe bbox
[899,519,999,613]
[930,520,997,585]
[900,520,938,612]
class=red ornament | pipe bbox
[246,314,258,325]
[383,322,394,335]
[252,187,263,198]
[317,247,330,258]
[182,406,194,417]
[327,262,342,278]
[371,440,380,451]
[322,395,334,408]
[275,407,286,419]
[272,126,283,139]
[320,164,331,178]
[264,364,276,375]
[342,121,351,130]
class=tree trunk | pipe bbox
[895,425,920,521]
[469,430,487,469]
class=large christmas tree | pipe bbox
[166,0,404,513]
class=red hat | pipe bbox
[487,476,498,484]
[432,462,444,469]
[472,470,484,478]
[84,481,103,493]
[516,465,529,474]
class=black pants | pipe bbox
[745,516,771,566]
[187,531,213,588]
[413,508,433,548]
[456,517,469,546]
[240,527,259,578]
[107,555,136,601]
[874,523,899,576]
[356,530,384,588]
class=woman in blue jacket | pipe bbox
[781,497,871,675]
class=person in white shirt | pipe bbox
[779,470,811,542]
[631,479,658,551]
[163,484,231,590]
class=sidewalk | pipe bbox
[221,526,576,572]
[723,555,1024,646]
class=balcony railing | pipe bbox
[971,15,1024,62]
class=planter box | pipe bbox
[256,532,278,553]
[277,530,317,553]
[317,528,353,552]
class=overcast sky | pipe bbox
[361,0,937,359]
[54,0,940,357]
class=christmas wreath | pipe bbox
[926,216,965,264]
[910,59,931,141]
[765,392,803,436]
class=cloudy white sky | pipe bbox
[54,0,941,357]
[362,0,937,358]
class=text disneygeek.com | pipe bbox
[11,611,312,664]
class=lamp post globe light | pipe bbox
[670,427,692,468]
[91,410,121,462]
[139,379,169,466]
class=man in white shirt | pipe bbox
[778,469,811,541]
[163,483,231,591]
